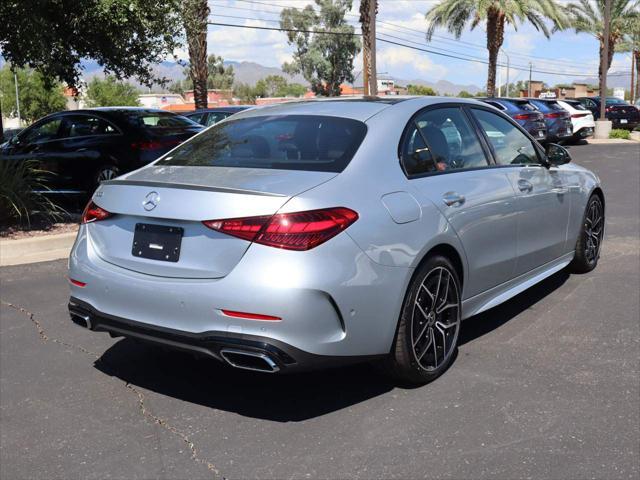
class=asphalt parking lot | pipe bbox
[1,142,638,480]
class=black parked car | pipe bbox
[183,106,251,127]
[577,97,640,130]
[0,108,202,194]
[478,98,547,142]
[526,98,573,143]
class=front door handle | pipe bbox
[518,179,533,193]
[442,192,466,207]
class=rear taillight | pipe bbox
[131,139,181,151]
[203,207,359,251]
[81,201,112,224]
[571,113,589,118]
[544,112,566,119]
[513,113,535,120]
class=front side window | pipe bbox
[471,109,540,166]
[205,112,229,127]
[157,115,367,173]
[21,118,63,144]
[400,107,488,176]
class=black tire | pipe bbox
[383,255,462,385]
[569,194,604,273]
[93,164,120,189]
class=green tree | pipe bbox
[0,0,182,89]
[425,0,567,97]
[407,84,438,96]
[284,83,308,97]
[85,76,140,107]
[0,66,67,123]
[255,75,289,97]
[234,83,259,104]
[207,55,235,89]
[182,0,210,109]
[457,90,474,98]
[564,0,639,93]
[281,0,361,96]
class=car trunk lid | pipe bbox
[87,166,336,278]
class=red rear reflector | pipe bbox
[221,309,281,321]
[203,207,359,251]
[69,278,86,287]
[81,201,112,224]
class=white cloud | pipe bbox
[377,45,448,80]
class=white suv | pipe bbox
[558,99,595,142]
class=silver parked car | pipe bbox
[68,97,604,384]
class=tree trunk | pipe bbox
[635,50,640,101]
[485,9,505,98]
[360,0,378,96]
[183,0,209,109]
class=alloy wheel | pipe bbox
[584,198,603,264]
[97,167,118,183]
[410,266,460,371]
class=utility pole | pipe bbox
[528,62,532,97]
[505,51,510,97]
[360,0,377,96]
[498,66,502,97]
[631,53,635,104]
[14,72,21,125]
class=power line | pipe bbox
[207,20,627,77]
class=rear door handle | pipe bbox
[518,179,533,192]
[442,192,466,207]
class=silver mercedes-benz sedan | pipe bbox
[68,97,604,384]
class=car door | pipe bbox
[400,105,518,298]
[4,116,66,188]
[58,113,123,191]
[470,107,571,276]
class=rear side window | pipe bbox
[157,115,367,173]
[509,100,538,112]
[64,115,119,137]
[129,112,198,129]
[565,101,587,111]
[400,107,488,176]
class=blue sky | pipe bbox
[202,0,634,88]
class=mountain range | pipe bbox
[80,59,633,95]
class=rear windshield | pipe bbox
[127,111,199,129]
[564,100,587,111]
[507,100,538,111]
[156,115,368,173]
[605,97,628,105]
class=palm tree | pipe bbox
[425,0,567,97]
[182,0,210,109]
[359,0,378,95]
[615,16,640,101]
[565,0,639,91]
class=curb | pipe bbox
[586,138,639,144]
[0,232,77,267]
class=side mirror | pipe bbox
[8,135,20,146]
[545,143,571,166]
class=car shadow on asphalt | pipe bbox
[93,269,570,422]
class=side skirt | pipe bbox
[461,252,574,319]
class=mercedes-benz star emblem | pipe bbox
[143,191,160,211]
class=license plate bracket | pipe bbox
[132,224,183,262]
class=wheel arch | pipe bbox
[591,186,605,211]
[415,242,465,290]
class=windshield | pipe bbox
[156,115,368,173]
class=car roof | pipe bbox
[230,96,487,122]
[187,106,251,114]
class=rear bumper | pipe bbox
[68,223,411,360]
[69,297,382,372]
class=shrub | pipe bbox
[609,129,630,140]
[0,159,63,226]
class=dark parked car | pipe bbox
[0,108,202,194]
[526,98,573,143]
[183,106,251,127]
[478,98,547,142]
[577,97,640,130]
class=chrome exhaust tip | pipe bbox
[220,348,280,373]
[69,309,92,329]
